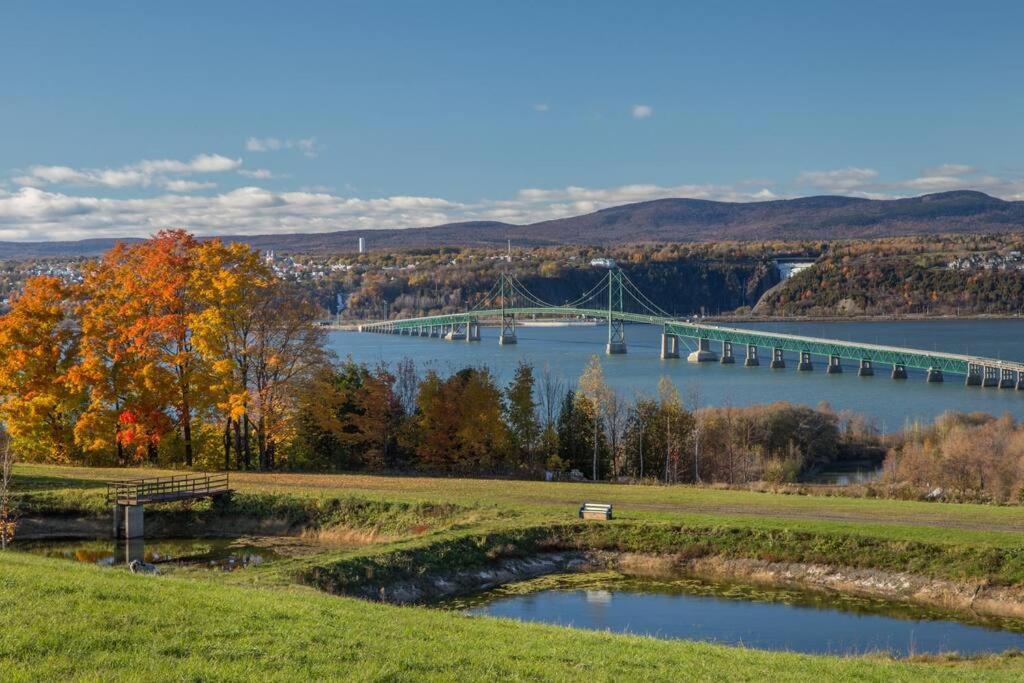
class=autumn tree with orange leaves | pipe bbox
[0,276,85,462]
[0,231,328,470]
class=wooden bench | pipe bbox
[579,502,613,521]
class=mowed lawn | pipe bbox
[2,551,1023,682]
[17,463,1024,547]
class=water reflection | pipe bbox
[460,574,1024,656]
[19,537,283,571]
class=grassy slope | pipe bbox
[3,552,1023,682]
[11,464,1024,680]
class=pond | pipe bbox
[15,536,325,571]
[453,573,1024,656]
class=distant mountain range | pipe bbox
[4,190,1024,259]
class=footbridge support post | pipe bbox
[113,503,144,540]
[660,332,680,359]
[720,341,735,364]
[744,344,759,367]
[688,338,718,362]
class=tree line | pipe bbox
[291,354,876,483]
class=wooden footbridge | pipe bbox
[107,473,231,539]
[360,269,1024,389]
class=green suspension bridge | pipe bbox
[359,269,1024,389]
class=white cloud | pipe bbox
[631,104,653,119]
[14,154,242,189]
[163,180,217,192]
[0,178,785,242]
[533,103,550,112]
[238,168,275,179]
[246,137,282,152]
[797,167,879,193]
[246,136,319,157]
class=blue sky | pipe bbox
[1,1,1023,241]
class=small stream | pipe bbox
[453,573,1024,656]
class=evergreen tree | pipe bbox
[504,361,540,469]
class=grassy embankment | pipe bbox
[5,552,1024,681]
[7,463,1024,679]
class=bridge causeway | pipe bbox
[358,270,1024,390]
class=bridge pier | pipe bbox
[466,321,481,342]
[965,363,982,386]
[660,332,680,359]
[606,318,627,355]
[1000,368,1015,388]
[983,365,999,387]
[858,359,874,376]
[499,313,517,345]
[113,503,144,540]
[744,344,759,366]
[770,347,785,369]
[1017,371,1024,391]
[687,338,717,362]
[891,364,908,380]
[720,341,735,364]
[826,355,843,374]
[797,351,813,371]
[926,367,944,383]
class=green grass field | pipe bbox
[6,463,1024,680]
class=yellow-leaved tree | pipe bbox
[0,276,84,462]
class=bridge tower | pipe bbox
[606,269,627,354]
[499,272,517,345]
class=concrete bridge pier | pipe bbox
[660,333,680,359]
[466,322,481,342]
[965,363,982,386]
[1016,371,1024,390]
[999,368,1015,388]
[499,313,517,345]
[983,366,999,387]
[720,341,735,364]
[797,351,813,371]
[744,344,759,366]
[858,359,874,376]
[770,348,785,369]
[926,367,944,382]
[826,355,843,374]
[113,503,144,540]
[891,364,908,380]
[687,338,718,362]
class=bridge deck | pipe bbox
[106,473,231,506]
[359,306,1024,376]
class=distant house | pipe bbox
[590,257,616,268]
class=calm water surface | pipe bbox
[17,536,320,570]
[329,319,1024,430]
[463,576,1024,656]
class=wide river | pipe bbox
[328,319,1024,430]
